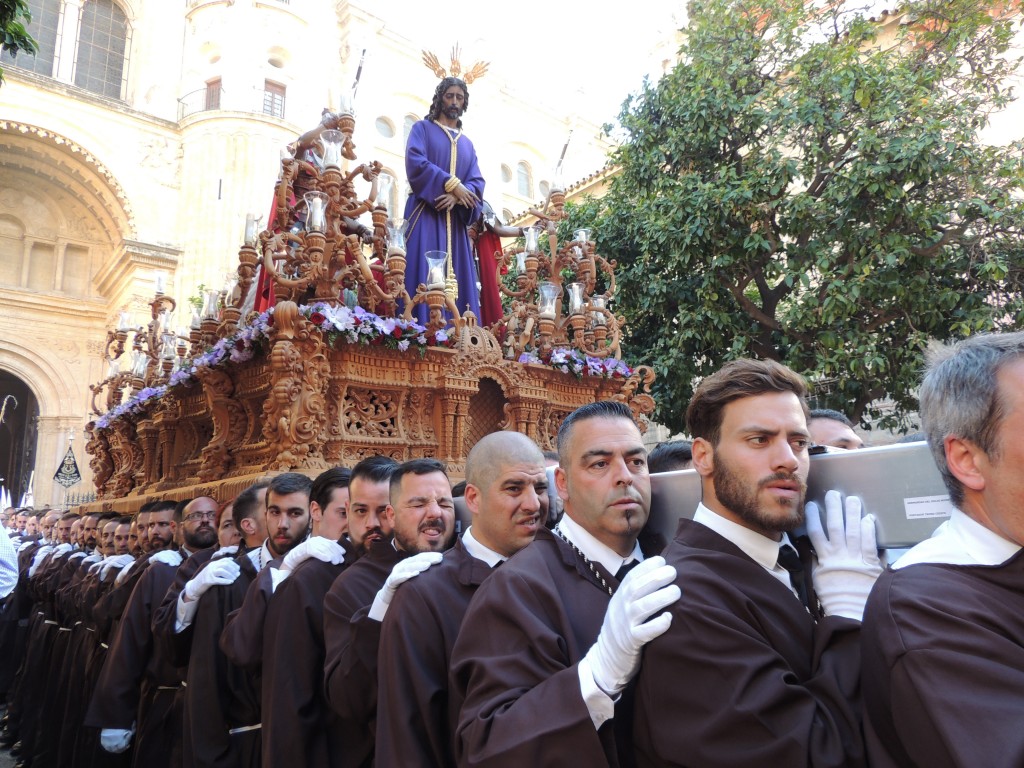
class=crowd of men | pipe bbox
[0,330,1020,767]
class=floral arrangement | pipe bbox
[95,303,633,431]
[517,347,633,379]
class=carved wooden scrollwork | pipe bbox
[613,364,657,434]
[86,422,114,498]
[344,387,400,438]
[404,390,436,442]
[262,301,330,471]
[197,366,248,482]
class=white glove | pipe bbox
[101,554,136,580]
[149,549,183,568]
[213,544,239,559]
[100,726,134,753]
[114,558,139,586]
[806,490,883,621]
[29,546,54,577]
[367,552,443,621]
[184,558,241,602]
[52,542,75,559]
[270,567,290,594]
[584,556,680,696]
[281,536,346,572]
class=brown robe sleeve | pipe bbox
[85,561,177,729]
[862,557,1024,768]
[219,559,276,670]
[183,553,258,768]
[261,558,343,768]
[151,547,215,667]
[450,533,616,767]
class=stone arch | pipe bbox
[0,339,77,420]
[0,120,135,240]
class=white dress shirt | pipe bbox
[460,526,505,568]
[893,508,1020,570]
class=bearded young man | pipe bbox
[324,458,455,768]
[632,358,882,767]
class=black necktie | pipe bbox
[615,559,639,582]
[777,544,808,607]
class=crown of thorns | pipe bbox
[421,45,489,84]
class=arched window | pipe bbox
[517,161,533,198]
[539,181,550,198]
[500,164,512,184]
[75,0,131,99]
[0,0,60,77]
[502,209,513,225]
[375,117,395,138]
[381,168,399,215]
[403,114,418,143]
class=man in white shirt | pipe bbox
[862,331,1024,768]
[451,400,679,766]
[633,358,881,767]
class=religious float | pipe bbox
[81,97,656,511]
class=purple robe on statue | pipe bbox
[403,119,485,324]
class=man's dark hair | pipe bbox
[266,473,313,504]
[137,501,157,515]
[311,467,352,511]
[115,516,133,527]
[686,359,809,446]
[59,511,78,523]
[451,480,466,498]
[647,440,693,473]
[99,511,120,522]
[425,76,469,126]
[542,450,559,463]
[809,408,854,428]
[556,400,635,464]
[389,458,448,500]
[351,455,400,486]
[148,500,178,517]
[233,480,271,529]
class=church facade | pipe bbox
[0,0,617,506]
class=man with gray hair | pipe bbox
[862,331,1024,767]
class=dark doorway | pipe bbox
[0,372,39,508]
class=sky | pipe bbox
[371,2,686,128]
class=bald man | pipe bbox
[377,432,549,767]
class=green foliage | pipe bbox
[596,0,1024,433]
[1,0,38,85]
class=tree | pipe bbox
[597,0,1024,434]
[1,0,37,85]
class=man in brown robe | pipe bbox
[177,480,269,768]
[323,457,455,768]
[451,401,679,767]
[632,359,882,767]
[260,467,351,768]
[862,332,1024,768]
[376,431,548,767]
[85,496,218,767]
